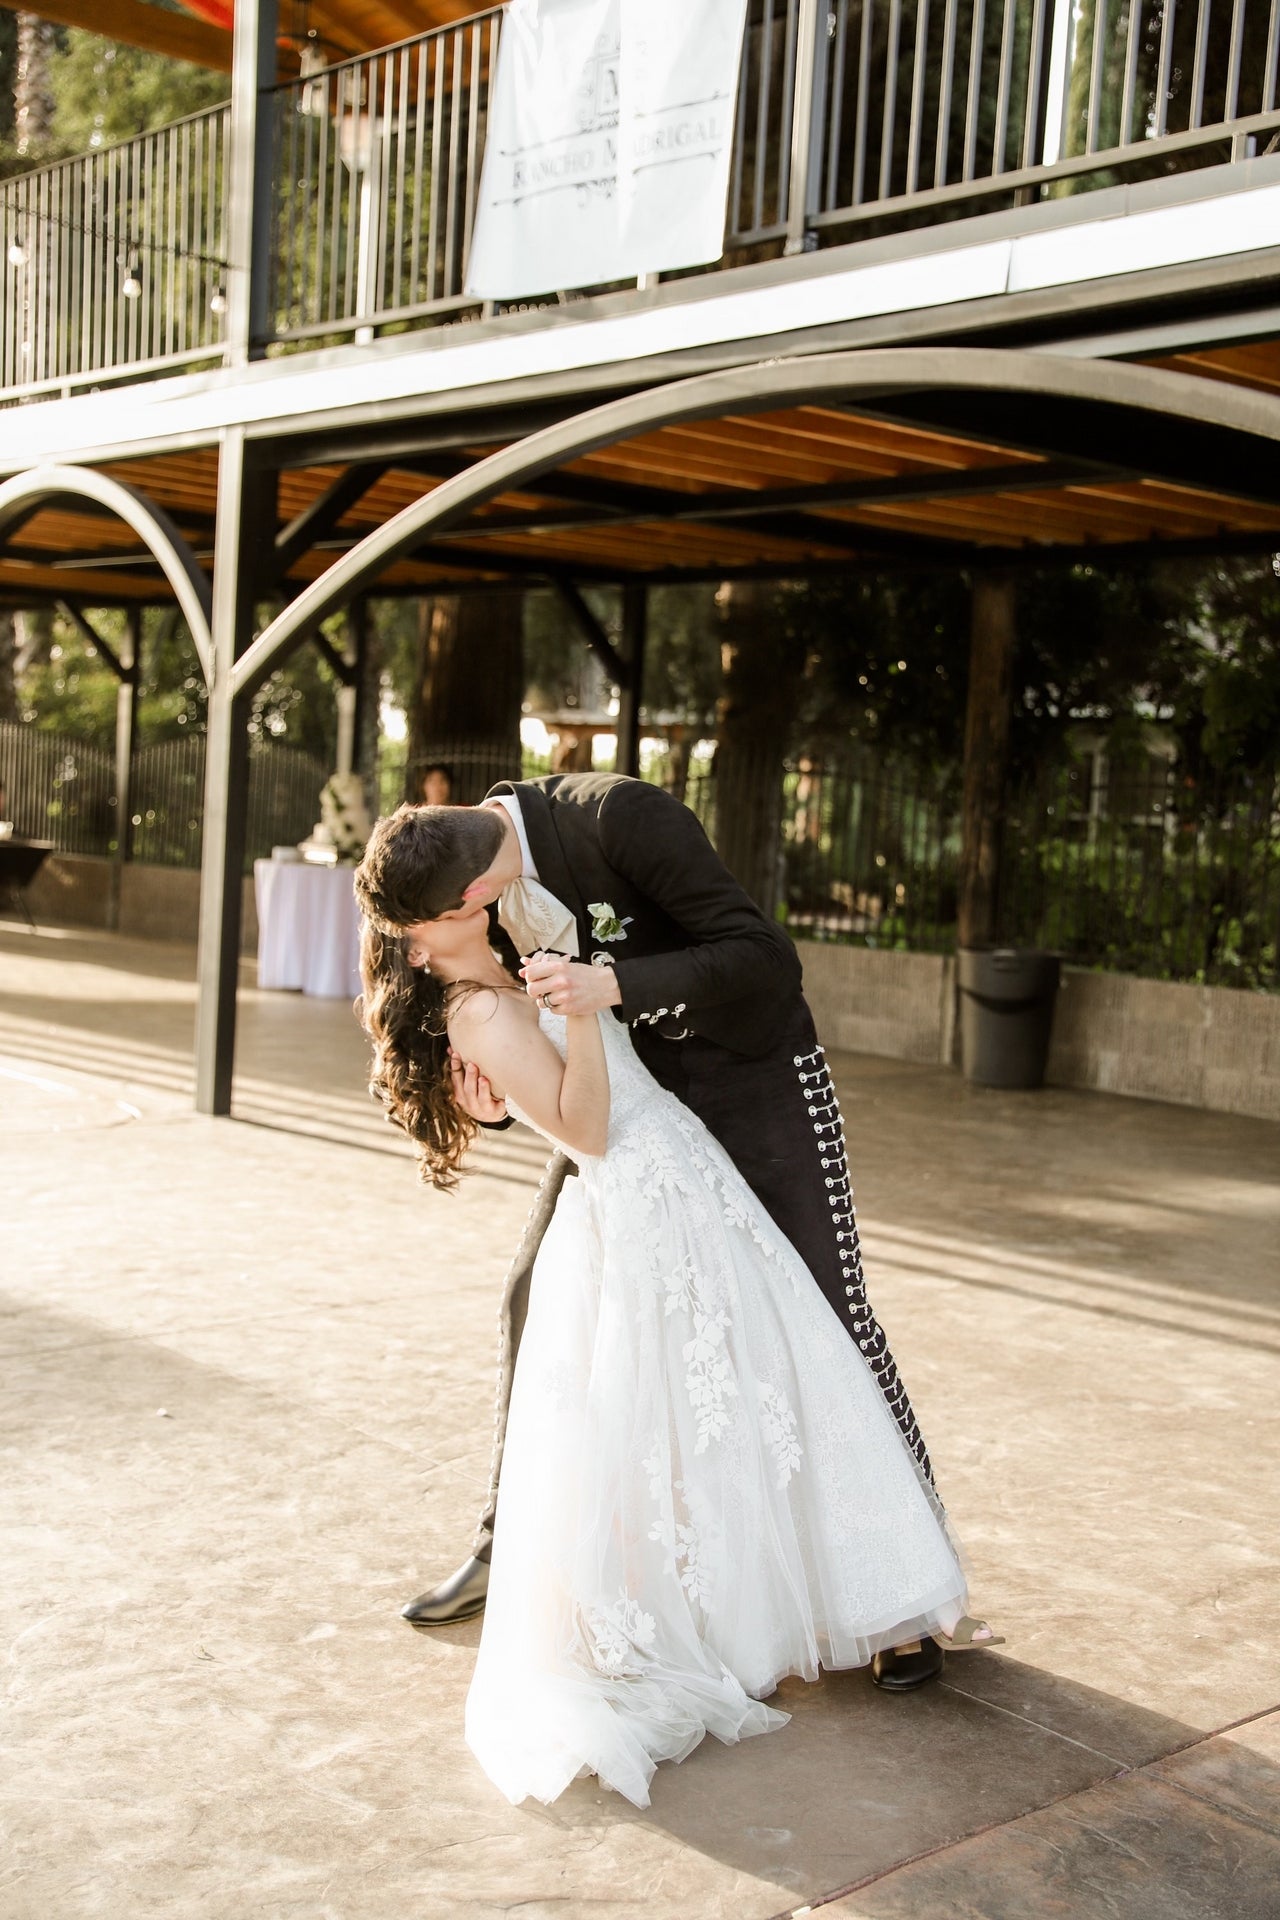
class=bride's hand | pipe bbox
[521,952,622,1016]
[449,1047,508,1123]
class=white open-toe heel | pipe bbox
[935,1615,1005,1651]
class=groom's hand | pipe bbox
[521,952,622,1016]
[448,1047,508,1123]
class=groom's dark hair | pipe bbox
[355,802,506,929]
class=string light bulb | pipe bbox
[209,284,228,314]
[122,259,142,299]
[6,241,27,267]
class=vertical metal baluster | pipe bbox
[1085,0,1108,152]
[777,0,801,224]
[878,0,903,197]
[85,155,100,376]
[329,67,348,324]
[462,21,484,287]
[753,0,775,236]
[166,125,179,357]
[297,84,314,328]
[314,77,329,324]
[178,119,191,354]
[1224,0,1247,118]
[852,0,872,202]
[1189,0,1210,129]
[409,37,428,302]
[280,86,296,335]
[428,34,445,301]
[1154,0,1176,138]
[824,0,848,211]
[1017,0,1048,170]
[445,29,465,294]
[376,52,395,318]
[905,0,930,193]
[729,3,752,234]
[962,0,986,180]
[1266,0,1280,112]
[1119,0,1141,145]
[934,0,959,184]
[392,47,410,312]
[56,163,70,380]
[34,166,48,382]
[344,65,361,321]
[992,0,1016,172]
[104,146,117,374]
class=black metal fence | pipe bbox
[2,719,1274,988]
[0,724,326,873]
[667,746,1278,990]
[995,757,1280,990]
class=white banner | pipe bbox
[465,0,748,299]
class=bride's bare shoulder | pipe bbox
[447,984,525,1041]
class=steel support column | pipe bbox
[225,0,278,366]
[194,429,277,1115]
[615,585,646,778]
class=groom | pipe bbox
[355,772,944,1689]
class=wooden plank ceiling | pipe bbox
[4,340,1280,611]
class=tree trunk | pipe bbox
[14,14,56,157]
[0,613,18,723]
[957,572,1017,950]
[712,581,804,914]
[407,589,524,804]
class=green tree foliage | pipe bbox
[1,21,228,177]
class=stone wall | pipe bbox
[23,852,259,953]
[796,940,1278,1123]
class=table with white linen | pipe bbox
[254,859,362,999]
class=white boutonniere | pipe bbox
[589,900,633,944]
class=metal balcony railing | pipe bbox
[1,103,230,396]
[4,0,1280,397]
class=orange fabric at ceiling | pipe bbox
[177,0,235,28]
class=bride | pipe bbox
[360,908,1000,1811]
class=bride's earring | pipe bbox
[407,943,429,969]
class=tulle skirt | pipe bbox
[465,1119,968,1810]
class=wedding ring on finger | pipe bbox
[540,992,554,1011]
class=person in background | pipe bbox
[418,763,454,807]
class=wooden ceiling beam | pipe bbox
[18,0,236,69]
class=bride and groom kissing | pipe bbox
[355,771,1000,1809]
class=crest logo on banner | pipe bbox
[465,0,749,299]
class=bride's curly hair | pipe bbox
[355,803,512,1191]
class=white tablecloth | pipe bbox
[254,859,363,999]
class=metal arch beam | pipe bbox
[230,347,1280,701]
[0,466,215,686]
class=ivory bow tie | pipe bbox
[497,876,580,959]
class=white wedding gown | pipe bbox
[465,1011,968,1809]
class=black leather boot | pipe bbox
[401,1555,490,1626]
[871,1636,944,1690]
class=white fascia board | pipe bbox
[5,178,1280,471]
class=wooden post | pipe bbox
[957,571,1017,951]
[615,584,646,777]
[194,428,276,1115]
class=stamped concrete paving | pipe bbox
[2,922,1278,1919]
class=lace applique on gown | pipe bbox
[465,1011,967,1809]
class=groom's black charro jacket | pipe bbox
[485,772,803,1056]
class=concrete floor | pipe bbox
[2,920,1279,1920]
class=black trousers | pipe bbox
[472,1000,934,1559]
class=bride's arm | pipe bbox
[448,992,610,1159]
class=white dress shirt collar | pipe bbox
[484,793,539,883]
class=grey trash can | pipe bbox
[957,948,1061,1090]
